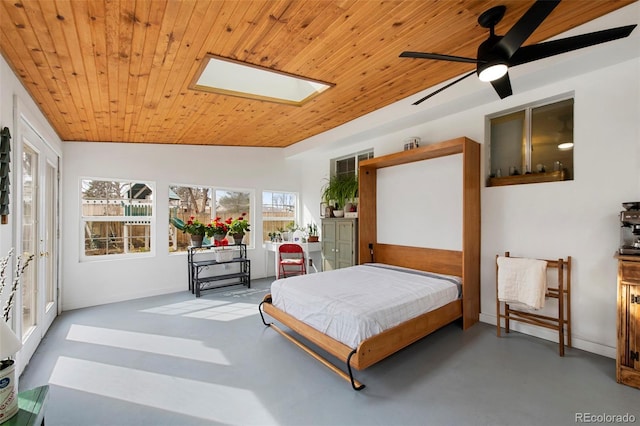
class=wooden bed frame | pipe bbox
[259,137,480,390]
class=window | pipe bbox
[332,149,374,179]
[82,179,153,258]
[191,54,333,106]
[488,97,574,186]
[169,185,253,251]
[262,191,297,239]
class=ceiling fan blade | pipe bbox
[412,71,476,105]
[497,0,560,58]
[509,25,637,66]
[400,51,480,64]
[490,73,513,99]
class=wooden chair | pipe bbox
[496,252,572,356]
[278,244,306,278]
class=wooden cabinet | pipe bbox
[322,218,358,271]
[617,255,640,389]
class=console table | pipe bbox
[188,244,250,297]
[263,241,322,278]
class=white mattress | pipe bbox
[270,263,461,349]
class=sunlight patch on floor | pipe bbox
[49,357,277,425]
[142,299,258,322]
[141,299,227,315]
[66,324,230,365]
[183,302,257,322]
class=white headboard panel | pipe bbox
[376,153,462,250]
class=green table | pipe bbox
[3,385,48,426]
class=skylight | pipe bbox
[190,54,333,106]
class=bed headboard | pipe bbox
[358,137,480,329]
[369,243,462,277]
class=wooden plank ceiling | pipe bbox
[0,0,635,148]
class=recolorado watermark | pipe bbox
[575,412,636,423]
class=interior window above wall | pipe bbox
[262,191,297,241]
[332,149,374,178]
[488,97,574,187]
[81,179,154,260]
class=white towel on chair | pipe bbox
[497,256,547,310]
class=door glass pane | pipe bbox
[45,162,55,310]
[22,145,37,337]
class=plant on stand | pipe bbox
[210,217,232,246]
[229,213,250,245]
[0,249,34,423]
[171,216,209,247]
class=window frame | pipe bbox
[331,148,374,179]
[80,177,156,261]
[213,187,255,249]
[169,184,255,252]
[262,190,299,240]
[486,93,574,187]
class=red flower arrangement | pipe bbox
[210,217,233,236]
[229,212,250,235]
[183,216,208,236]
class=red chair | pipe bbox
[278,244,306,278]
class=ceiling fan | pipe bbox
[400,0,637,105]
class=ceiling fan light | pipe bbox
[558,142,574,150]
[478,63,508,82]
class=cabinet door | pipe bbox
[629,282,640,372]
[335,220,355,269]
[322,220,337,271]
[620,260,640,373]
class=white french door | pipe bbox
[16,119,59,373]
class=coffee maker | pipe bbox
[620,202,640,255]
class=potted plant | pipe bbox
[228,213,250,245]
[321,174,359,217]
[171,216,208,247]
[275,221,295,241]
[210,217,233,243]
[307,223,319,242]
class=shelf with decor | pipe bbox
[188,244,250,297]
[488,170,565,187]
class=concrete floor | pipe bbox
[18,277,640,426]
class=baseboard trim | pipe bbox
[479,313,616,359]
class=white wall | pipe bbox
[61,142,302,309]
[291,53,639,357]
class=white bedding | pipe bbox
[270,263,461,349]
